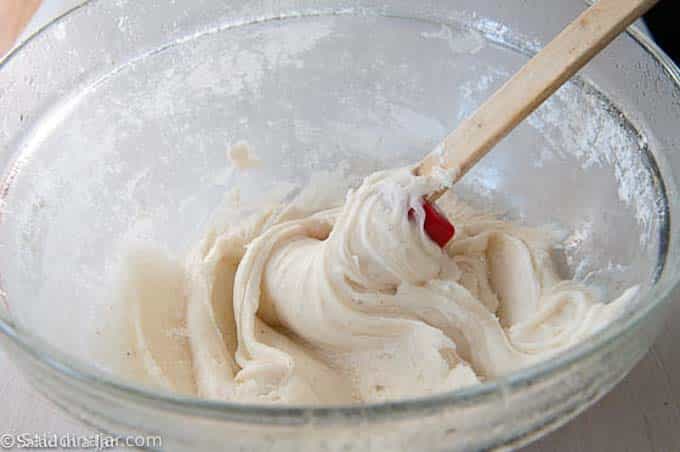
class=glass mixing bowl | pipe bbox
[0,0,679,450]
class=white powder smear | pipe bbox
[527,82,663,245]
[421,24,486,55]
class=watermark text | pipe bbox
[0,432,162,450]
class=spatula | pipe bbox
[414,0,658,248]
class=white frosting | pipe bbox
[122,167,636,404]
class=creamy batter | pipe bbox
[122,166,636,404]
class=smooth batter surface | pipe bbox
[122,167,636,404]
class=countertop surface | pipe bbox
[1,1,679,451]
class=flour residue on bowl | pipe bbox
[421,24,486,55]
[527,80,664,246]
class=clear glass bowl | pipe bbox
[0,0,679,450]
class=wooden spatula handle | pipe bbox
[0,0,42,57]
[417,0,658,187]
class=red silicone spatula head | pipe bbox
[409,199,455,248]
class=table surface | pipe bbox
[1,1,679,451]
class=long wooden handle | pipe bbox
[417,0,657,190]
[0,0,42,57]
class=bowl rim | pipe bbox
[0,0,679,425]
